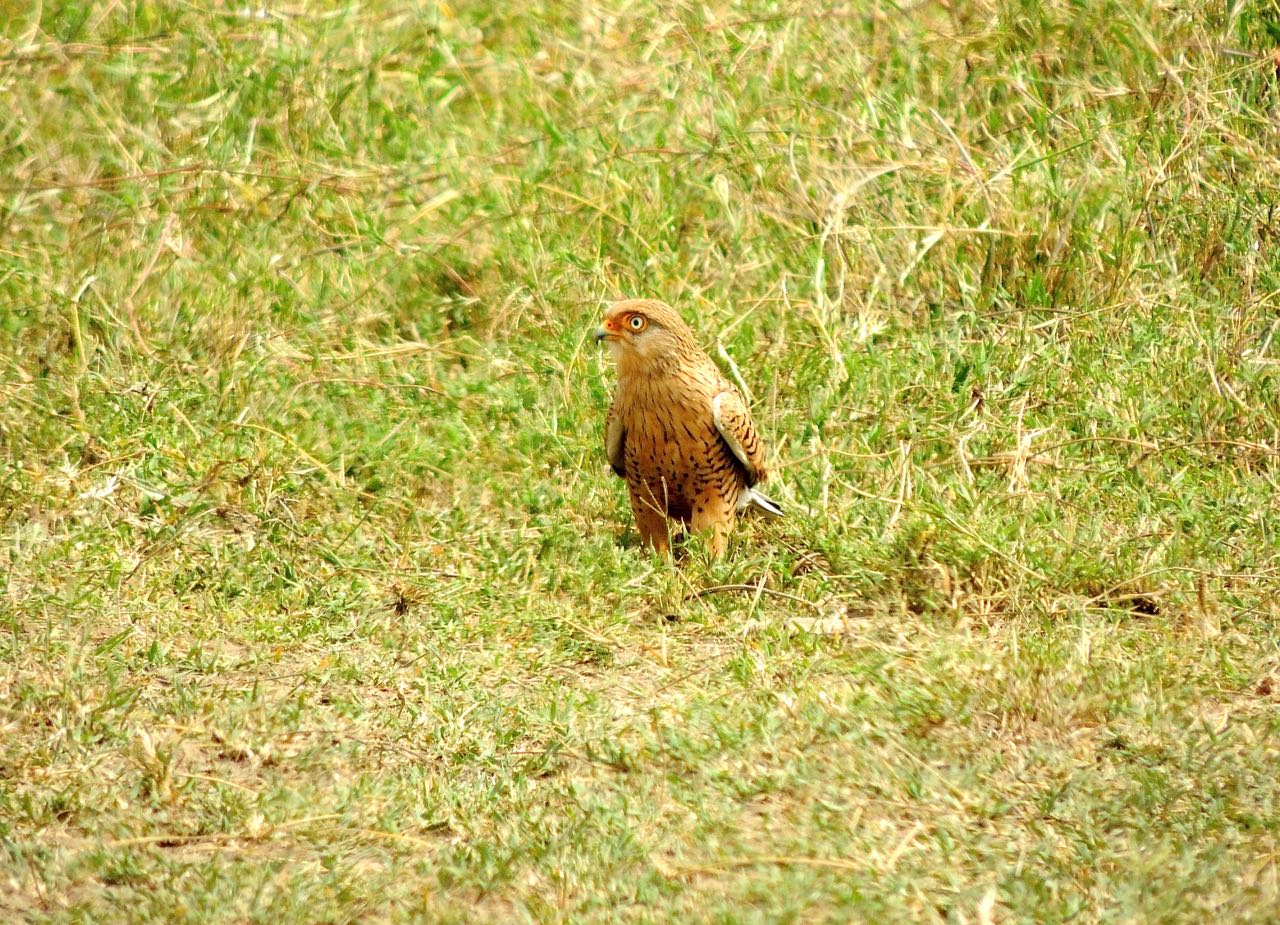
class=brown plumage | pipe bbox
[595,298,782,558]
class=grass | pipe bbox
[3,0,1280,921]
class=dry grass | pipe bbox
[3,1,1280,922]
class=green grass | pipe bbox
[3,0,1280,921]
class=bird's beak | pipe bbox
[595,326,616,343]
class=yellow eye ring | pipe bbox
[629,315,645,331]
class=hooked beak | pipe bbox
[595,325,617,343]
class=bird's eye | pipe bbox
[629,315,645,330]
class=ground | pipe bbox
[2,1,1279,922]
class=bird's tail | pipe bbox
[740,487,784,518]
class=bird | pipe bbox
[595,298,782,558]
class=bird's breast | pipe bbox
[617,375,747,511]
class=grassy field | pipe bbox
[3,0,1280,921]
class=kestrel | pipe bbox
[595,298,782,558]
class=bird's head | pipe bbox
[595,299,696,368]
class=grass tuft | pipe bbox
[3,1,1280,921]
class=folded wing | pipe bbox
[605,403,626,477]
[710,389,768,486]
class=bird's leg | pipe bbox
[690,499,733,559]
[706,522,728,559]
[631,488,671,558]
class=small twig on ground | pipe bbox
[656,853,865,878]
[683,584,821,611]
[102,814,344,849]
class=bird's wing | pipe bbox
[711,389,767,486]
[605,402,626,478]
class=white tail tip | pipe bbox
[742,488,784,518]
